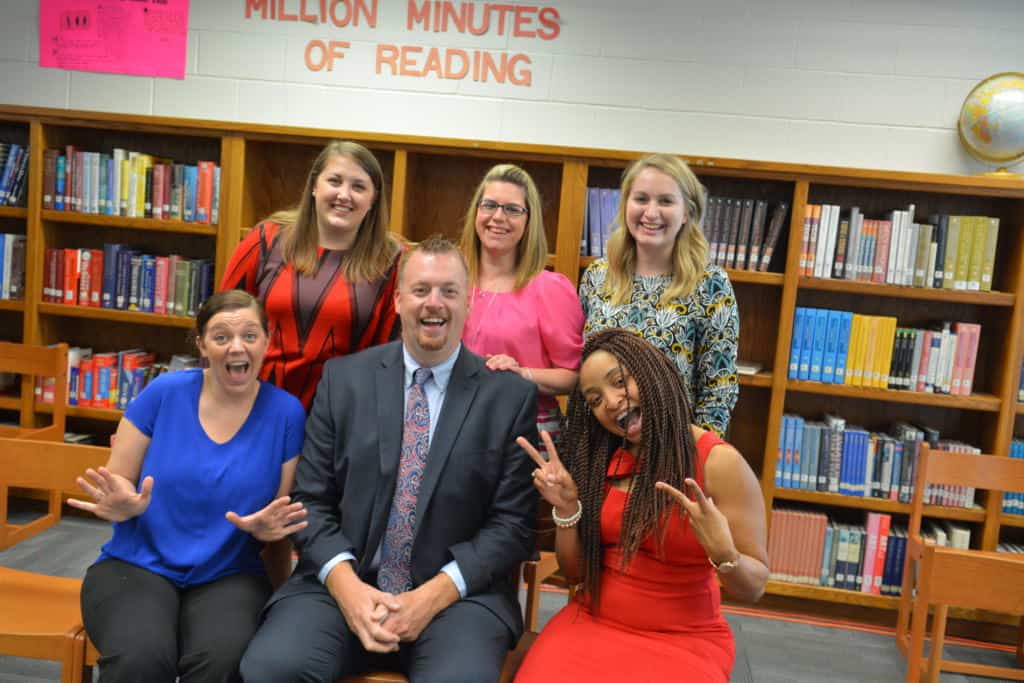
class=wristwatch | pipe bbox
[709,552,740,574]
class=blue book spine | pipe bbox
[809,308,828,382]
[792,416,804,490]
[834,311,853,384]
[799,307,816,380]
[115,249,135,310]
[96,362,113,406]
[141,255,156,313]
[183,165,198,222]
[835,526,849,589]
[807,424,821,492]
[839,430,853,496]
[820,523,834,586]
[54,155,66,211]
[889,442,903,500]
[789,308,806,379]
[101,243,121,308]
[0,144,20,204]
[587,187,602,257]
[781,415,793,489]
[774,416,786,488]
[822,309,842,384]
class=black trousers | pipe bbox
[239,581,513,683]
[81,558,271,683]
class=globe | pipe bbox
[958,72,1024,174]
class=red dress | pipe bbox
[515,431,735,682]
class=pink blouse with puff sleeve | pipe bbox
[463,269,584,414]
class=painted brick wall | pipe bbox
[2,0,1023,174]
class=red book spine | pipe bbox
[78,357,95,407]
[154,255,169,315]
[873,220,892,284]
[77,248,91,306]
[63,248,80,305]
[89,248,104,306]
[196,161,215,224]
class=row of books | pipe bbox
[800,203,1000,292]
[42,148,221,224]
[1018,364,1024,403]
[1001,439,1024,515]
[581,186,620,258]
[42,245,214,317]
[0,233,26,300]
[770,509,970,596]
[776,414,980,508]
[704,197,788,272]
[34,347,198,410]
[789,307,981,396]
[0,143,28,206]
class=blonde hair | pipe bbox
[459,164,548,290]
[266,140,400,282]
[604,154,709,307]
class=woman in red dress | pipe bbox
[220,141,401,410]
[516,329,769,682]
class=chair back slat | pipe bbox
[0,438,108,491]
[923,447,1024,493]
[0,342,67,379]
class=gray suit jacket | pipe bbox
[282,341,539,636]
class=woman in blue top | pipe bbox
[69,290,308,683]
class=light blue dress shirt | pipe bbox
[318,344,467,598]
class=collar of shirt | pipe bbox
[402,343,461,393]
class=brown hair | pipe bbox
[266,140,401,281]
[564,328,700,611]
[398,234,469,286]
[459,163,548,290]
[196,290,267,338]
[604,154,709,307]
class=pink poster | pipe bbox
[39,0,189,79]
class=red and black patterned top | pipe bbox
[220,221,401,410]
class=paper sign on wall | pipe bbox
[39,0,189,79]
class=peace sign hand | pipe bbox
[656,478,738,566]
[517,430,579,517]
[67,467,153,522]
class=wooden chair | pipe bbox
[340,551,560,683]
[895,443,1024,682]
[1,433,107,551]
[0,437,109,682]
[0,341,68,441]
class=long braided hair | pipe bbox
[564,328,701,611]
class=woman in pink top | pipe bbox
[460,163,584,459]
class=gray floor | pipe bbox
[1,513,1018,682]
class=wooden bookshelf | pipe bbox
[0,395,20,411]
[786,380,1002,412]
[797,276,1016,307]
[773,489,987,523]
[37,303,196,329]
[35,401,122,422]
[0,206,27,219]
[41,209,218,236]
[2,104,1024,628]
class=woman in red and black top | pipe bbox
[221,141,402,410]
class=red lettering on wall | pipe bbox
[507,53,531,85]
[399,45,423,76]
[407,0,429,30]
[445,49,468,79]
[245,0,270,19]
[277,0,298,21]
[376,43,399,74]
[512,6,536,38]
[537,7,559,40]
[305,39,349,71]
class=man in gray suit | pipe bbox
[241,235,539,682]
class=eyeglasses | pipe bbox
[477,199,529,218]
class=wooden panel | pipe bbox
[773,488,986,522]
[928,549,1024,614]
[797,276,1014,307]
[924,448,1024,493]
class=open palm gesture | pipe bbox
[518,430,578,516]
[68,466,153,522]
[226,496,308,542]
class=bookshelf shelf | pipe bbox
[1016,403,1024,415]
[739,372,773,388]
[37,303,196,329]
[727,269,785,286]
[36,402,122,422]
[0,206,27,219]
[0,395,19,411]
[40,210,218,236]
[0,299,24,312]
[785,380,1001,412]
[1000,513,1024,529]
[765,580,897,609]
[797,276,1015,307]
[773,489,987,522]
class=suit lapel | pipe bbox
[365,343,405,565]
[413,348,480,537]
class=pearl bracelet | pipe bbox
[552,500,583,528]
